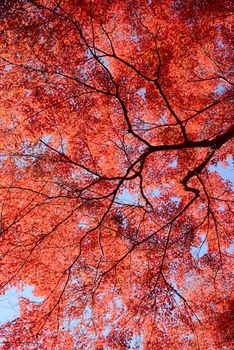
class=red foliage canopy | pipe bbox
[0,1,233,349]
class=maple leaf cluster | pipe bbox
[0,1,233,349]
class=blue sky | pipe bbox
[0,286,43,326]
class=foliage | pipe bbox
[0,1,233,349]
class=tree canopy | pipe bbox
[0,1,233,349]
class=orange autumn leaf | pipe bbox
[0,1,233,349]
